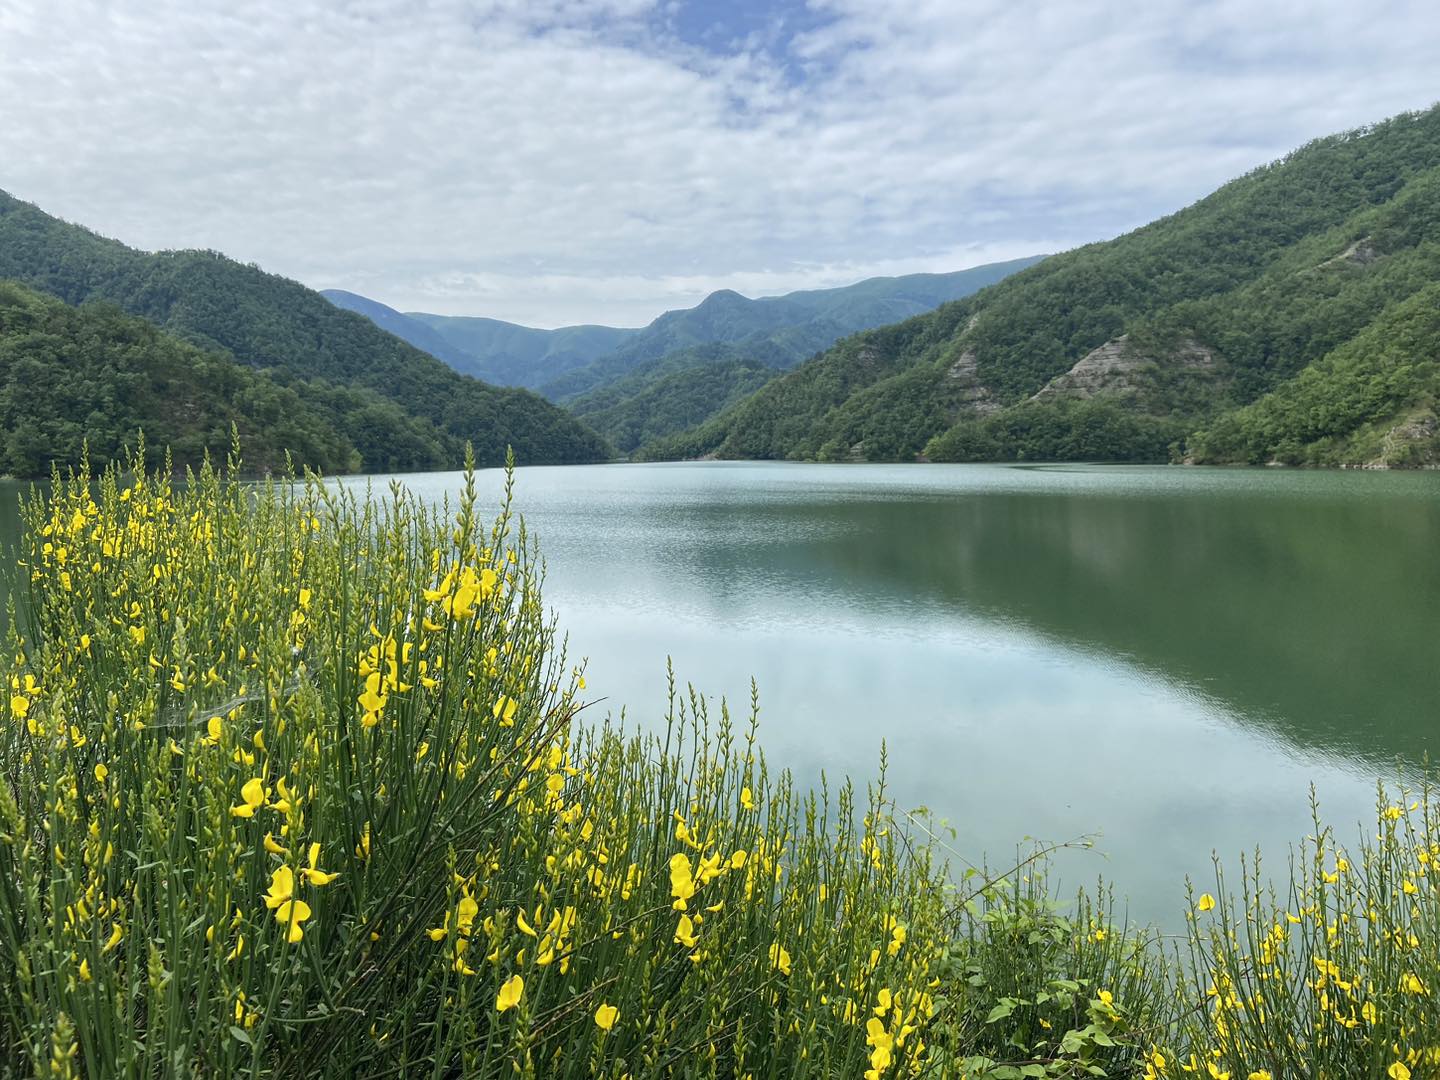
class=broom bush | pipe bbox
[1,445,1436,1078]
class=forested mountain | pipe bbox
[0,281,357,476]
[320,290,482,374]
[0,191,611,469]
[405,311,637,389]
[328,261,1041,403]
[643,105,1440,468]
[568,348,776,454]
[537,259,1044,402]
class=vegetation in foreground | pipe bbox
[1,451,1437,1077]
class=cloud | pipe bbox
[0,0,1436,326]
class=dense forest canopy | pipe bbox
[0,191,611,470]
[0,280,357,476]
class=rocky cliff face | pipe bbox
[946,348,1002,414]
[1030,335,1221,404]
[1367,407,1440,468]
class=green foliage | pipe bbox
[646,105,1440,466]
[1187,284,1440,465]
[639,302,979,461]
[0,192,611,469]
[932,859,1171,1079]
[926,399,1183,464]
[568,350,777,454]
[0,281,357,476]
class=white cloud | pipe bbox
[1,0,1436,327]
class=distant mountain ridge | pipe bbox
[640,105,1440,468]
[408,312,637,389]
[326,259,1044,398]
[0,190,610,470]
[327,258,1045,453]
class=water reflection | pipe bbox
[369,462,1436,926]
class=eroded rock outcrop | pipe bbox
[1030,335,1220,403]
[946,348,1002,414]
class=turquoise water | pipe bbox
[332,462,1440,928]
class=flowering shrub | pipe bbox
[1159,790,1440,1080]
[0,449,949,1077]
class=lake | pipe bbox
[9,462,1440,927]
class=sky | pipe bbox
[1,1,1438,328]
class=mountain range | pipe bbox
[326,258,1043,452]
[639,104,1440,468]
[3,103,1437,476]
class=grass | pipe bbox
[0,445,1435,1078]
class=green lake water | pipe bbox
[7,462,1439,927]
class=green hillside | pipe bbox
[644,106,1440,468]
[0,191,611,469]
[568,348,776,454]
[0,280,357,476]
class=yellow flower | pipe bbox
[1248,1071,1273,1080]
[93,763,108,783]
[263,833,288,856]
[1400,972,1428,995]
[1197,893,1216,912]
[78,958,92,982]
[358,671,388,718]
[456,894,479,935]
[273,899,311,943]
[516,910,538,938]
[496,973,524,1013]
[1361,1001,1377,1024]
[300,842,339,886]
[492,695,518,727]
[9,695,29,719]
[670,853,696,910]
[674,914,699,948]
[740,787,755,811]
[230,777,266,818]
[769,942,792,976]
[594,1003,618,1031]
[887,922,906,955]
[1389,1064,1412,1080]
[264,865,296,909]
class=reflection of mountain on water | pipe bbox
[664,482,1440,769]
